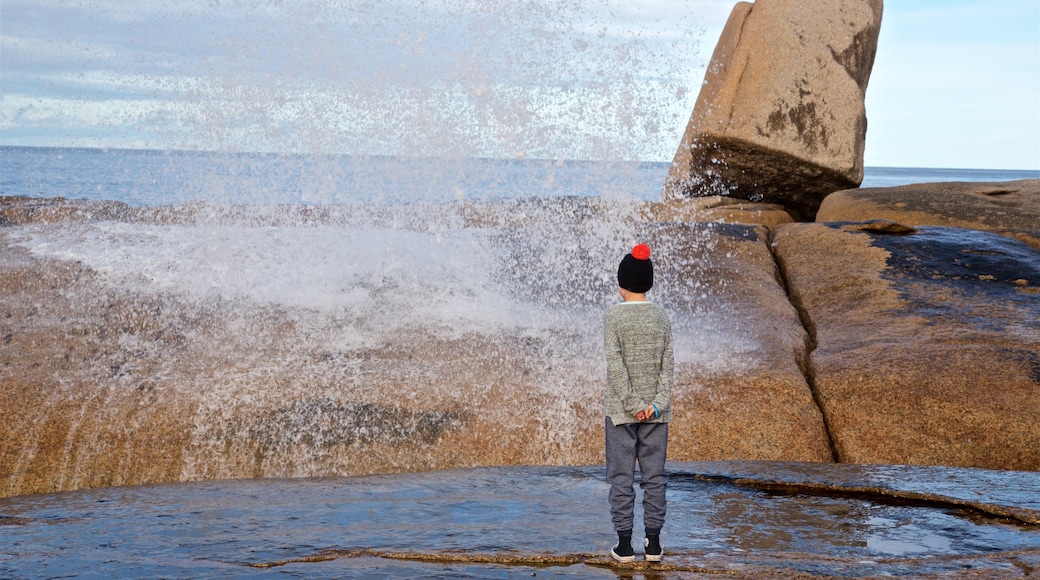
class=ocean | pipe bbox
[2,145,1037,206]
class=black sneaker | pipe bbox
[644,535,663,562]
[610,536,635,563]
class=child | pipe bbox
[604,243,673,563]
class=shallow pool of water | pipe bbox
[2,461,1038,578]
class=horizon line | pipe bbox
[2,144,1039,174]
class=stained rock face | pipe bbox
[663,0,883,219]
[817,179,1040,250]
[772,222,1040,470]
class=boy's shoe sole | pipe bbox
[610,547,635,563]
[644,537,663,562]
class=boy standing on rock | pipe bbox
[604,243,673,563]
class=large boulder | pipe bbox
[663,0,883,220]
[772,221,1040,470]
[817,179,1040,250]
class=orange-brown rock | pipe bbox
[817,179,1040,250]
[1,195,132,225]
[663,222,832,464]
[772,221,1040,470]
[663,0,883,220]
[0,197,829,498]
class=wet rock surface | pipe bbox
[817,179,1040,250]
[663,0,883,219]
[0,195,133,225]
[772,222,1040,470]
[664,222,833,464]
[3,189,1038,514]
[0,197,826,498]
[1,462,1037,578]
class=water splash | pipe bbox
[157,0,699,159]
[3,195,750,493]
[4,0,703,200]
[0,1,746,495]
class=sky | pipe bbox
[1,0,1038,170]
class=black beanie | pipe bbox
[617,243,653,293]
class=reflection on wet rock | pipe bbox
[1,462,1036,578]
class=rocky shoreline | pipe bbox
[1,180,1037,498]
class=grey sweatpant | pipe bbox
[605,416,668,534]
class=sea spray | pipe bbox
[3,195,752,492]
[3,0,701,203]
[0,0,727,494]
[159,0,699,160]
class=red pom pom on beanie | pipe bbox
[631,243,651,260]
[618,243,654,293]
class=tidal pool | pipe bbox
[2,461,1038,578]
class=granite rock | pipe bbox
[663,0,883,219]
[772,221,1040,470]
[817,179,1040,250]
[1,195,132,225]
[0,198,830,498]
[665,223,834,463]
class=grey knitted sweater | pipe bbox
[603,301,674,426]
